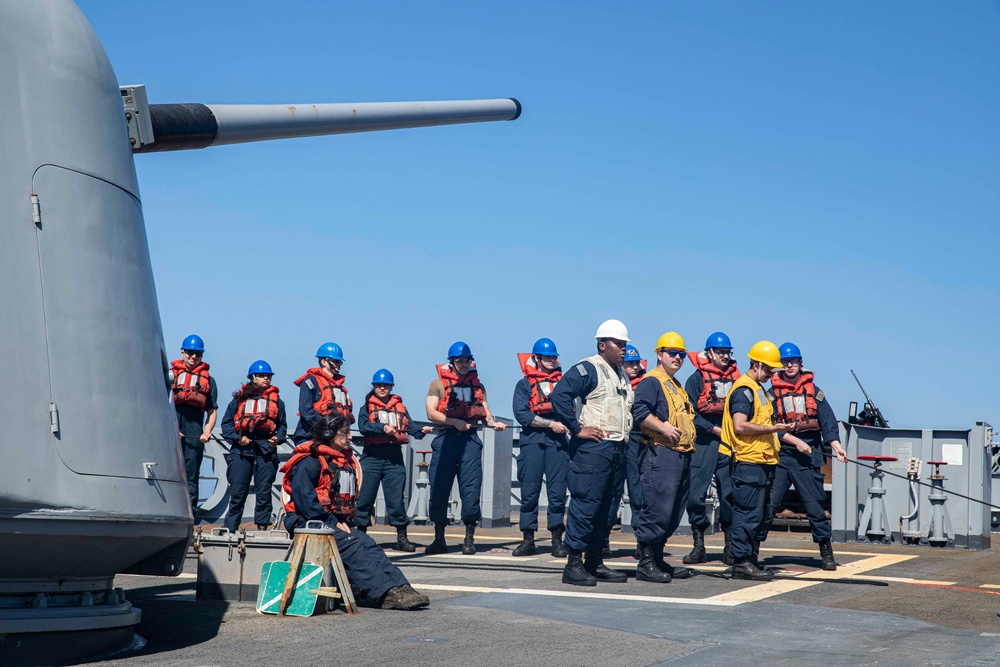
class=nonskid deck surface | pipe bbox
[96,528,1000,667]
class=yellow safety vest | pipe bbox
[720,374,780,464]
[639,367,696,453]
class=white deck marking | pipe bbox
[414,583,741,607]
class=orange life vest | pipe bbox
[364,393,411,446]
[235,385,281,436]
[628,360,648,390]
[171,359,211,410]
[436,364,487,422]
[281,442,362,522]
[294,368,355,424]
[688,352,740,415]
[771,370,820,431]
[517,353,562,416]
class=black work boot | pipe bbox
[424,524,448,555]
[722,528,734,565]
[381,584,430,610]
[550,525,568,558]
[395,526,416,553]
[462,523,476,555]
[731,558,774,581]
[656,543,692,579]
[682,526,707,564]
[512,530,536,557]
[562,547,597,586]
[636,543,672,583]
[602,544,612,559]
[585,549,628,583]
[819,539,837,571]
[750,541,777,573]
[255,524,269,531]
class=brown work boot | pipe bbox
[381,584,430,610]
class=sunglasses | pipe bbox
[182,350,203,356]
[662,349,685,358]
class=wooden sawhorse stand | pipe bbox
[280,522,358,615]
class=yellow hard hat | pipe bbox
[654,332,686,352]
[747,340,783,369]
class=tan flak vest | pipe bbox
[639,367,696,453]
[576,354,634,442]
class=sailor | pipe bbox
[769,342,848,571]
[550,319,635,586]
[720,341,810,580]
[282,415,430,610]
[170,334,218,516]
[355,368,434,552]
[511,338,570,558]
[605,344,646,556]
[424,342,507,555]
[682,331,739,565]
[292,342,354,444]
[220,360,288,532]
[633,332,695,583]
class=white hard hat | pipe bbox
[594,319,630,342]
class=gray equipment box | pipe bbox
[196,528,291,601]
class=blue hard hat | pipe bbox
[705,332,733,350]
[181,334,205,352]
[316,342,345,362]
[448,341,473,360]
[372,368,395,385]
[531,337,559,357]
[623,344,644,362]
[247,360,273,378]
[779,342,802,361]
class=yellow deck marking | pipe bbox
[369,530,519,543]
[419,554,538,562]
[705,553,917,603]
[414,583,741,607]
[980,584,1000,589]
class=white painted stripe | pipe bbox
[980,584,1000,590]
[120,572,196,579]
[413,583,741,607]
[259,567,322,612]
[871,576,956,586]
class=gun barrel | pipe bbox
[136,98,521,153]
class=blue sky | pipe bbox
[79,1,999,430]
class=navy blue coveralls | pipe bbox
[175,377,218,513]
[632,376,691,546]
[727,386,774,561]
[512,377,569,531]
[550,360,629,554]
[684,372,733,532]
[427,380,486,527]
[355,397,428,528]
[607,377,644,535]
[769,388,840,543]
[220,396,287,531]
[283,456,408,603]
[293,376,350,444]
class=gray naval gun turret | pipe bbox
[0,0,518,663]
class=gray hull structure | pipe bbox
[0,0,518,660]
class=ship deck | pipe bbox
[95,525,1000,666]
